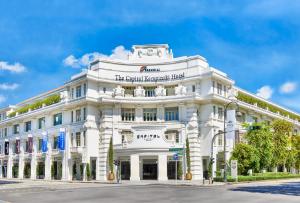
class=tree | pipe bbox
[86,163,91,180]
[293,135,300,171]
[245,122,274,170]
[177,161,183,179]
[186,138,191,174]
[108,137,114,173]
[271,120,293,168]
[231,143,260,175]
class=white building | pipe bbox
[0,44,299,181]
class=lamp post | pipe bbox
[223,100,241,183]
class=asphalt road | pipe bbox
[0,180,299,203]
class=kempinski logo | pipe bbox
[139,65,160,72]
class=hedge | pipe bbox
[8,94,61,118]
[237,91,300,122]
[214,172,300,182]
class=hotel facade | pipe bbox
[0,44,299,181]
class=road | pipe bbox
[0,179,299,203]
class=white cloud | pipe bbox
[256,85,273,99]
[279,81,297,94]
[0,61,26,73]
[0,95,6,104]
[0,83,19,90]
[63,45,130,68]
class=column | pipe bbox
[157,105,164,122]
[135,105,143,122]
[62,130,71,181]
[212,152,217,178]
[18,140,24,179]
[158,154,168,181]
[30,138,37,180]
[83,163,87,181]
[45,137,52,180]
[130,154,140,181]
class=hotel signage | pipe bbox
[139,65,160,72]
[115,72,185,83]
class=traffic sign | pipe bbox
[173,153,179,161]
[169,148,183,152]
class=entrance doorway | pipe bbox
[142,160,157,180]
[2,165,7,178]
[121,161,130,180]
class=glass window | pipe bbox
[83,83,87,96]
[71,111,74,123]
[217,83,222,95]
[76,132,81,147]
[13,124,20,134]
[218,107,223,120]
[38,139,43,152]
[53,136,58,149]
[25,121,31,132]
[71,88,74,99]
[83,107,87,120]
[165,107,179,121]
[165,130,179,143]
[143,108,157,121]
[123,86,135,97]
[25,141,29,153]
[38,117,45,129]
[83,131,86,146]
[76,109,81,122]
[53,113,62,126]
[144,87,156,97]
[165,85,176,96]
[192,85,196,92]
[76,85,81,98]
[218,134,223,146]
[4,128,7,137]
[121,108,135,121]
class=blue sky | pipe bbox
[0,0,300,112]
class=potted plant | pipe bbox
[107,137,115,181]
[86,163,91,181]
[185,138,192,180]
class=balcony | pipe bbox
[70,146,85,154]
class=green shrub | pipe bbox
[86,163,91,180]
[214,172,300,182]
[8,94,61,118]
[237,91,300,122]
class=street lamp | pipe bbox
[223,100,241,183]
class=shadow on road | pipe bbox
[230,182,300,196]
[0,180,21,185]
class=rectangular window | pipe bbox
[38,138,43,152]
[83,83,87,96]
[4,128,7,137]
[53,137,58,149]
[25,121,31,132]
[71,111,74,123]
[218,107,223,120]
[76,85,82,98]
[83,131,86,146]
[165,85,176,96]
[218,134,223,146]
[121,108,135,121]
[123,86,135,97]
[144,87,156,97]
[213,106,216,118]
[53,113,62,126]
[165,107,179,121]
[25,141,29,153]
[71,88,74,99]
[76,109,81,122]
[76,132,81,147]
[192,85,196,92]
[217,83,222,95]
[83,107,87,120]
[13,124,20,134]
[143,108,157,121]
[38,117,45,129]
